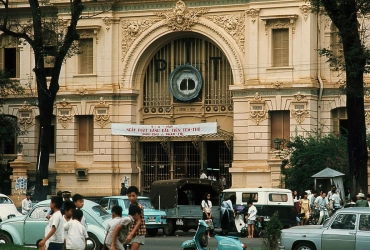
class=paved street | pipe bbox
[141,230,264,250]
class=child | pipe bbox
[72,193,87,229]
[39,196,64,250]
[64,209,88,250]
[63,201,76,247]
[106,205,141,250]
[110,186,146,250]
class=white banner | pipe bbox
[111,122,217,137]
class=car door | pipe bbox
[356,213,370,249]
[322,213,357,250]
[23,205,49,245]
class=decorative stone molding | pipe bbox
[155,0,209,32]
[246,8,260,24]
[250,92,267,125]
[272,80,283,90]
[18,101,33,131]
[365,110,370,125]
[365,90,370,101]
[300,5,311,21]
[102,17,112,30]
[76,88,88,96]
[94,97,110,128]
[207,13,245,52]
[121,19,160,62]
[260,15,298,35]
[76,25,101,44]
[57,99,73,129]
[290,92,309,124]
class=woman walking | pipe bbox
[201,193,213,238]
[299,192,311,225]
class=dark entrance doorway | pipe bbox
[206,141,232,188]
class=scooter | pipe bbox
[181,220,247,250]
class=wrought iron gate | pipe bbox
[173,142,201,179]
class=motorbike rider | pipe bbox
[314,191,331,224]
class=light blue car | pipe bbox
[0,199,111,250]
[99,196,167,236]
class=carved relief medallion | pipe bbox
[155,0,209,32]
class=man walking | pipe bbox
[245,201,257,238]
[120,183,127,196]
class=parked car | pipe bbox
[221,188,297,232]
[279,207,370,250]
[0,194,22,223]
[0,199,110,250]
[99,196,167,237]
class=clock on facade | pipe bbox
[168,64,203,101]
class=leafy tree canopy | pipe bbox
[283,132,349,194]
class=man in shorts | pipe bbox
[245,201,257,238]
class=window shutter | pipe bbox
[78,38,93,74]
[78,116,88,151]
[88,116,94,151]
[272,29,289,67]
[16,49,20,78]
[281,30,289,66]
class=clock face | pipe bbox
[168,65,203,101]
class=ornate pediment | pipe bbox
[290,92,309,124]
[57,99,73,129]
[18,101,33,131]
[250,92,267,125]
[155,0,208,32]
[94,97,110,128]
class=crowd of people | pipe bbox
[21,186,146,250]
[293,185,370,225]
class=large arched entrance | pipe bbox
[134,34,234,193]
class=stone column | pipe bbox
[267,157,284,188]
[9,154,31,207]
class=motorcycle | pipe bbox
[234,207,262,237]
[182,220,247,250]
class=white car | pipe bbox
[0,194,22,222]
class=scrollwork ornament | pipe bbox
[300,5,311,21]
[155,0,209,32]
[291,109,309,124]
[57,99,73,129]
[249,92,267,125]
[121,19,160,62]
[102,17,112,30]
[250,110,267,125]
[365,110,370,125]
[207,13,245,52]
[246,8,260,23]
[94,97,110,128]
[272,81,283,90]
[18,101,33,131]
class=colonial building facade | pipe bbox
[1,0,366,196]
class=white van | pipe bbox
[221,188,296,229]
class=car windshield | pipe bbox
[123,199,153,209]
[92,205,110,217]
[0,197,13,204]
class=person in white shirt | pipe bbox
[72,194,87,229]
[331,190,342,209]
[201,193,212,238]
[314,192,330,224]
[64,209,88,250]
[39,196,65,250]
[62,201,75,247]
[307,190,318,209]
[199,170,207,179]
[22,193,32,215]
[246,201,257,238]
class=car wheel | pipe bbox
[86,233,101,250]
[147,228,158,237]
[198,232,208,247]
[294,242,316,250]
[0,232,12,244]
[163,220,174,236]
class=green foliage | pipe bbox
[283,131,349,194]
[261,212,283,250]
[0,70,24,105]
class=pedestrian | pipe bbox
[107,204,141,250]
[307,190,318,209]
[355,193,369,207]
[299,192,310,225]
[64,209,88,250]
[111,186,145,250]
[201,193,212,238]
[199,170,207,179]
[327,185,336,201]
[63,201,75,249]
[314,191,330,224]
[120,183,127,196]
[245,201,257,238]
[39,196,64,250]
[331,190,342,209]
[219,175,227,190]
[61,191,71,215]
[72,194,87,228]
[22,192,32,215]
